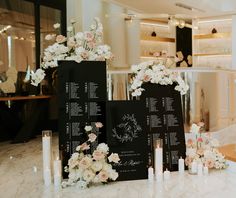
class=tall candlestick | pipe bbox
[42,130,52,185]
[178,157,185,174]
[154,139,163,179]
[54,157,62,187]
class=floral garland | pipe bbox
[62,122,120,189]
[31,18,113,86]
[130,60,189,97]
[185,122,228,169]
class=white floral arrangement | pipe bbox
[185,122,228,169]
[31,18,113,86]
[130,60,189,97]
[62,122,120,189]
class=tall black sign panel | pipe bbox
[107,101,148,181]
[58,61,107,172]
[140,83,186,171]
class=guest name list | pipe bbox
[141,84,186,171]
[58,61,107,173]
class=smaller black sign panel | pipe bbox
[107,101,148,181]
[141,83,186,171]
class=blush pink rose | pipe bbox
[80,142,90,151]
[87,41,96,49]
[187,139,194,147]
[56,35,66,43]
[197,148,204,156]
[185,156,193,166]
[98,170,109,182]
[88,133,97,143]
[80,51,89,59]
[197,137,203,143]
[204,159,214,169]
[84,31,94,41]
[143,75,151,82]
[95,122,103,128]
[79,156,92,169]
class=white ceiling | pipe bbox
[106,0,236,18]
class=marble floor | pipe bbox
[1,134,236,198]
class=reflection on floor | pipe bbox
[1,128,236,198]
[0,135,59,198]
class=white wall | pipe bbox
[66,0,141,68]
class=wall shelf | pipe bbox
[193,53,231,57]
[140,55,175,59]
[141,35,175,43]
[107,67,236,74]
[194,32,231,39]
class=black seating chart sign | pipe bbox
[140,83,186,171]
[107,101,148,181]
[58,61,107,171]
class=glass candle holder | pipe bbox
[188,161,198,175]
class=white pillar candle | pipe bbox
[155,172,163,182]
[53,158,62,187]
[44,167,52,186]
[203,166,209,175]
[42,130,52,186]
[190,161,197,174]
[164,169,170,180]
[197,163,203,176]
[148,167,154,182]
[154,139,163,177]
[178,157,185,174]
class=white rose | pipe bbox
[190,123,200,134]
[45,34,54,41]
[77,180,88,189]
[108,169,119,181]
[82,169,95,182]
[91,161,103,172]
[108,153,120,163]
[210,139,220,147]
[186,148,196,158]
[53,23,60,29]
[102,163,112,172]
[67,26,73,32]
[97,143,109,154]
[84,125,92,132]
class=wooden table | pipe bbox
[219,144,236,162]
[0,95,51,101]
